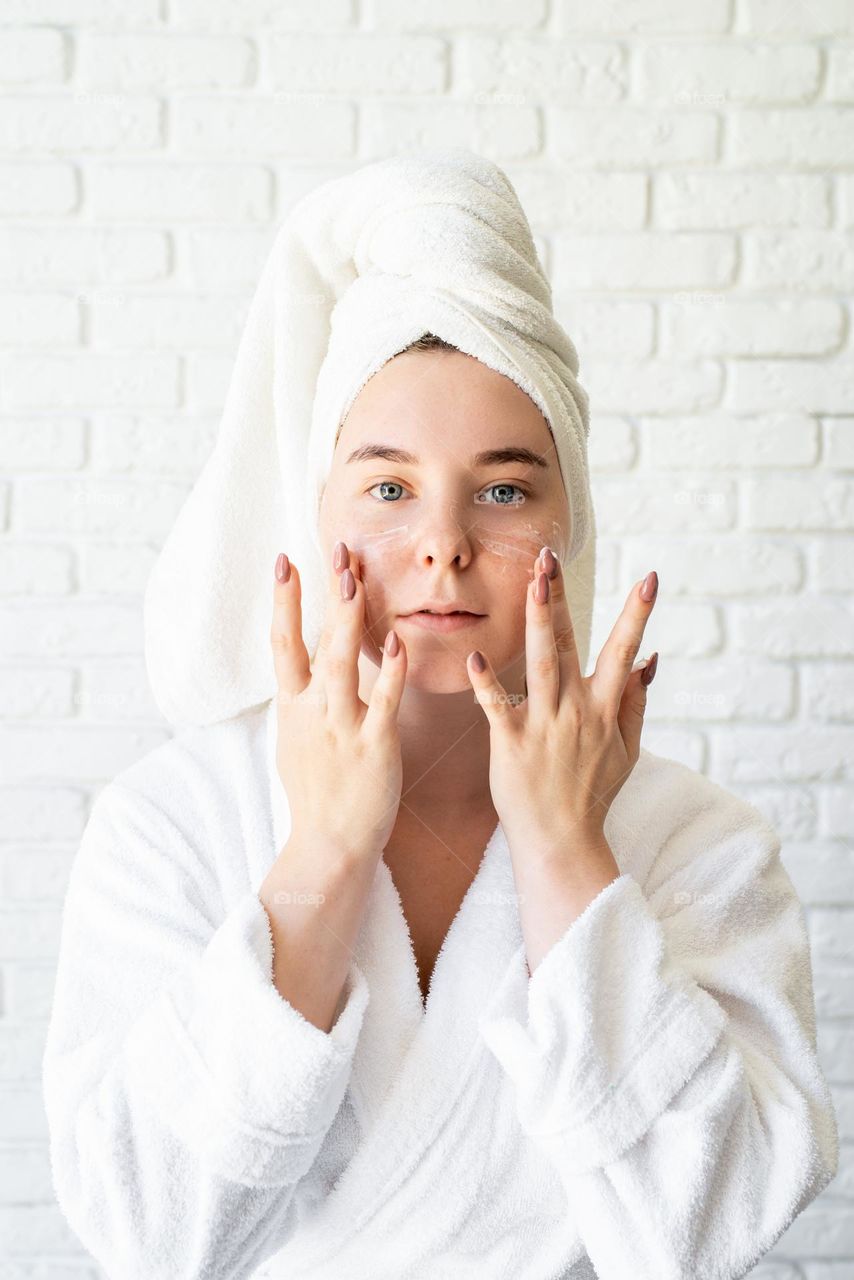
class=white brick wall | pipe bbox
[0,1,851,1275]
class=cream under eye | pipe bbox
[366,481,531,504]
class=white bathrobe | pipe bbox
[42,697,838,1280]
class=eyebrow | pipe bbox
[344,443,550,469]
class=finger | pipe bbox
[311,541,367,684]
[617,653,657,766]
[591,570,658,709]
[466,649,516,730]
[312,540,355,672]
[537,545,582,692]
[363,625,408,737]
[524,563,559,721]
[322,546,367,725]
[270,553,311,698]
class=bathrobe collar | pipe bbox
[264,698,530,1243]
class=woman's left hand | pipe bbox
[466,548,659,857]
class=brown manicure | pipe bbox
[334,541,349,573]
[640,570,658,603]
[535,571,550,605]
[542,547,558,579]
[275,553,290,583]
[341,568,355,601]
[641,652,658,687]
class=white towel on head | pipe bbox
[143,147,597,729]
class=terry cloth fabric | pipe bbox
[41,699,839,1279]
[142,148,596,729]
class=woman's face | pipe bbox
[318,348,571,693]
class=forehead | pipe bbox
[335,349,555,455]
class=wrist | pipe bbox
[260,833,375,908]
[508,820,610,866]
[286,827,382,869]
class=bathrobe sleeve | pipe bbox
[478,789,839,1280]
[42,779,369,1280]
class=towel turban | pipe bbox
[143,148,597,728]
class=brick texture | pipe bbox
[0,1,850,1273]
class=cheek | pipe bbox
[349,503,419,571]
[467,508,569,608]
[468,505,569,575]
[323,510,414,637]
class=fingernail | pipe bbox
[275,552,290,583]
[540,546,558,579]
[341,568,355,601]
[385,629,399,657]
[334,541,349,573]
[640,570,658,603]
[641,651,658,687]
[470,650,486,673]
[535,571,550,605]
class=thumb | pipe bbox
[617,652,658,765]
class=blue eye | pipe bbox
[367,481,529,505]
[368,481,407,502]
[476,484,528,506]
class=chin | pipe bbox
[362,633,480,693]
[403,661,481,695]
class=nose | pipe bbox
[413,501,475,568]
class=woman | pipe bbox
[43,151,838,1280]
[263,329,656,1035]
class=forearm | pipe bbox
[44,784,374,1274]
[258,836,378,1034]
[479,855,838,1279]
[507,830,621,974]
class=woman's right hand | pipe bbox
[270,541,408,866]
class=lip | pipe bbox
[400,611,486,632]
